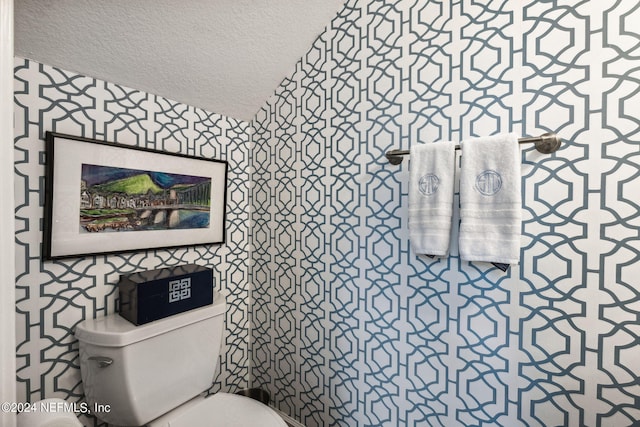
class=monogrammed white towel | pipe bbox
[459,133,521,265]
[409,141,456,256]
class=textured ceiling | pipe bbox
[14,0,346,122]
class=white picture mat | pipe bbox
[49,136,226,258]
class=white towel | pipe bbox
[409,141,456,256]
[459,133,522,265]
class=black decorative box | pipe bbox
[118,264,213,325]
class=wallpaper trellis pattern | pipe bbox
[13,58,251,425]
[251,1,640,426]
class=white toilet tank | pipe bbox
[75,291,225,426]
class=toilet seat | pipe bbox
[147,393,288,427]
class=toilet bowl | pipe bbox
[16,398,83,427]
[74,291,287,426]
[148,393,287,427]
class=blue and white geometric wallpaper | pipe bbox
[13,58,251,425]
[251,0,640,426]
[12,0,640,426]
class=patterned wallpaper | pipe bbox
[251,1,640,426]
[13,58,251,425]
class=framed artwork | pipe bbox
[43,132,228,259]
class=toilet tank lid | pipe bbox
[75,291,225,347]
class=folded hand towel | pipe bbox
[409,141,456,256]
[459,133,522,266]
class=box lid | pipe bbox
[121,263,211,284]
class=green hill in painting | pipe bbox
[92,174,163,195]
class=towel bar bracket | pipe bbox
[530,132,562,154]
[385,133,561,165]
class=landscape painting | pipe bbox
[44,132,228,259]
[80,164,211,233]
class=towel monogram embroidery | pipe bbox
[475,170,502,196]
[419,173,439,196]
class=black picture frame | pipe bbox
[43,132,228,260]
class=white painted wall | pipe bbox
[0,0,16,426]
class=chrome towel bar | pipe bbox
[385,133,561,165]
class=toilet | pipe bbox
[74,292,287,427]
